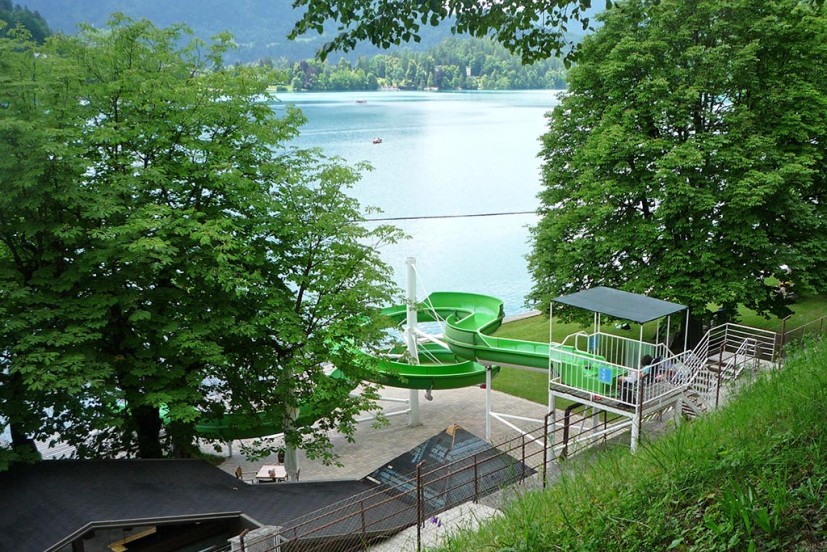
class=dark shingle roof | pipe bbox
[0,459,375,552]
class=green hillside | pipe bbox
[435,340,827,551]
[16,0,454,63]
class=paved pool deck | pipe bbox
[216,383,550,482]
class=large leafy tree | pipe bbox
[0,17,400,469]
[529,0,827,341]
[0,25,90,468]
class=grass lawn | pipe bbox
[490,294,827,404]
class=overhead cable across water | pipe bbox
[364,210,536,222]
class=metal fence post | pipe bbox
[521,434,526,481]
[542,411,551,489]
[473,453,479,503]
[715,345,724,408]
[416,461,423,552]
[780,316,789,359]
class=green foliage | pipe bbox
[0,16,401,465]
[529,0,827,326]
[285,37,566,91]
[435,340,827,551]
[291,0,606,64]
[0,0,50,43]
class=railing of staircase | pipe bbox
[781,315,827,353]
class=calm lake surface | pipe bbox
[274,90,562,315]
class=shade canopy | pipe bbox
[553,286,687,324]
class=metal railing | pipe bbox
[550,323,776,414]
[222,323,787,552]
[708,323,777,364]
[781,315,827,352]
[675,323,776,412]
[549,339,688,410]
[217,409,636,552]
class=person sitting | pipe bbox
[619,355,653,403]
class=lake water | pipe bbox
[274,90,562,315]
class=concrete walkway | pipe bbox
[216,383,549,482]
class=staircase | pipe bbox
[675,323,777,419]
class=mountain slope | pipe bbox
[16,0,453,63]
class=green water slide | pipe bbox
[381,292,622,396]
[194,403,320,441]
[193,291,621,440]
[190,369,355,441]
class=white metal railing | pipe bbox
[550,323,777,413]
[708,323,777,364]
[560,330,669,368]
[549,337,685,409]
[679,323,776,411]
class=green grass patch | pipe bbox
[737,294,827,332]
[491,367,548,404]
[435,340,827,552]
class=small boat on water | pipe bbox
[372,137,383,144]
[356,99,367,104]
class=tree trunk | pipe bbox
[284,404,300,481]
[9,422,40,458]
[671,315,706,353]
[168,420,197,458]
[134,405,163,458]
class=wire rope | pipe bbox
[409,264,451,366]
[363,210,535,222]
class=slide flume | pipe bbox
[381,292,618,395]
[194,291,619,441]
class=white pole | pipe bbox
[684,309,690,353]
[406,257,421,427]
[485,366,492,441]
[638,324,644,367]
[548,301,555,409]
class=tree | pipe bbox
[0,24,93,469]
[528,0,827,344]
[0,1,51,43]
[0,17,401,469]
[290,0,608,64]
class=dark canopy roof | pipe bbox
[553,286,687,324]
[0,459,380,552]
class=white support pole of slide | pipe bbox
[485,366,492,441]
[406,257,421,427]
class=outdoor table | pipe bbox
[255,464,287,483]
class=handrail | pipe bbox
[560,331,590,349]
[783,315,827,342]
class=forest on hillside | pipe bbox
[16,0,451,63]
[17,0,596,65]
[272,37,567,91]
[0,0,50,42]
